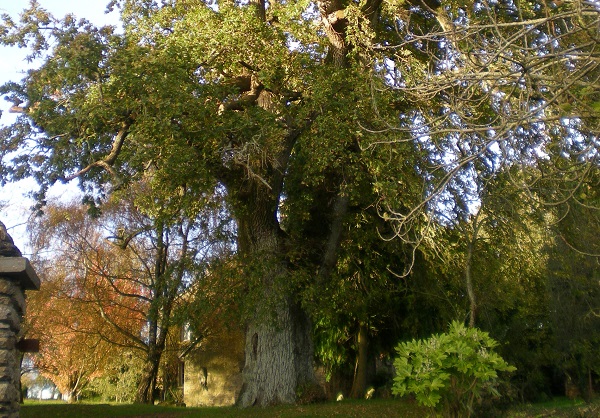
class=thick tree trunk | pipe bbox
[135,316,166,404]
[234,189,316,407]
[237,296,314,406]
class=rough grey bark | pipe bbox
[222,2,319,402]
[237,274,316,407]
[238,299,299,406]
[234,186,316,407]
[232,0,386,406]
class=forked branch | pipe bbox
[63,120,132,184]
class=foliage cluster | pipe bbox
[85,353,144,403]
[393,321,515,417]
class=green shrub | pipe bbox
[86,352,144,403]
[392,321,515,417]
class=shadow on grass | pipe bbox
[21,401,192,418]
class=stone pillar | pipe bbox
[0,223,40,418]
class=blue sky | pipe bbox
[0,1,120,251]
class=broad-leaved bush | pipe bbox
[392,321,515,417]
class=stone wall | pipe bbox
[0,222,40,418]
[182,326,245,407]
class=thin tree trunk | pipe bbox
[465,214,480,328]
[136,222,171,404]
[136,345,163,403]
[465,237,476,328]
[350,322,369,399]
[319,193,349,282]
[588,368,594,401]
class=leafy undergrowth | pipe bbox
[21,397,600,418]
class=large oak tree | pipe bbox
[1,0,598,406]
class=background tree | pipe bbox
[368,0,599,241]
[86,351,145,403]
[27,180,227,403]
[305,189,412,399]
[545,175,600,401]
[24,258,118,401]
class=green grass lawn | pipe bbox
[504,397,600,417]
[20,397,600,418]
[21,398,428,418]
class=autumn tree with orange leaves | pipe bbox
[26,182,233,403]
[25,264,120,401]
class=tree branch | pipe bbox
[63,120,132,183]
